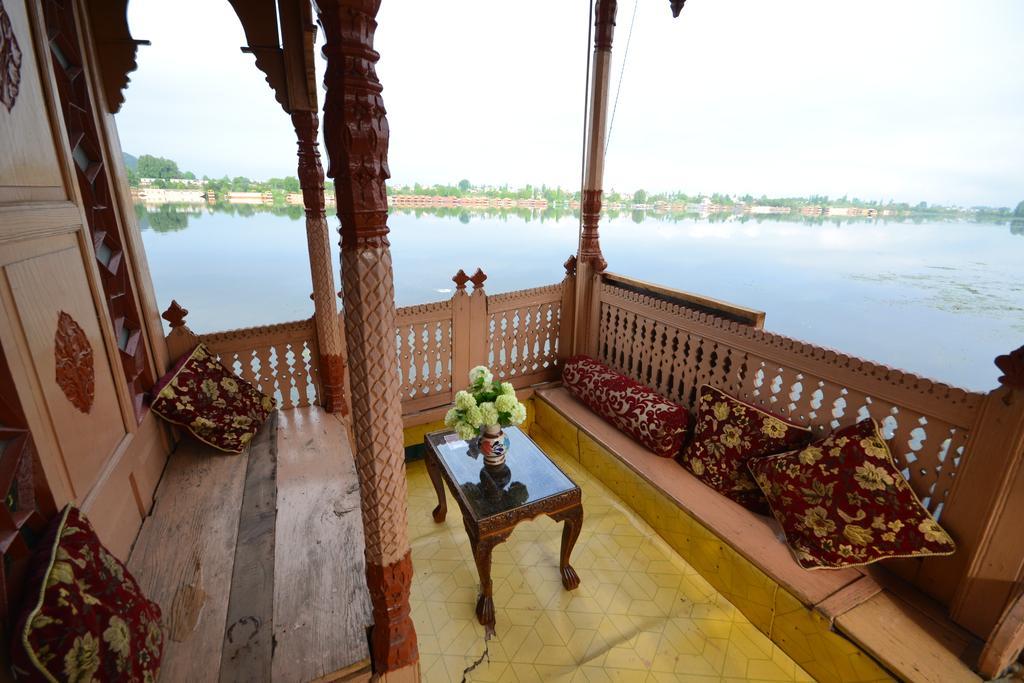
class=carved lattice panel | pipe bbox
[201,318,321,410]
[597,282,983,520]
[486,284,562,383]
[394,301,453,409]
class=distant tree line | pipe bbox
[125,154,1021,219]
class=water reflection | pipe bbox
[137,203,1024,390]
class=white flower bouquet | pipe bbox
[444,366,527,442]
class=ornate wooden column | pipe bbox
[293,111,348,414]
[315,0,417,676]
[574,0,616,356]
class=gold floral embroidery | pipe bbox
[100,548,125,582]
[103,616,131,659]
[761,416,788,439]
[220,377,239,394]
[843,524,874,546]
[47,561,75,588]
[799,446,824,465]
[860,436,889,459]
[63,633,100,683]
[146,620,162,654]
[854,462,895,491]
[712,401,730,422]
[803,506,836,537]
[719,424,743,448]
[919,518,952,544]
[689,457,705,476]
[190,416,216,432]
[200,378,220,401]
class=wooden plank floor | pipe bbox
[129,408,372,682]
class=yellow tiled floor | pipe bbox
[407,444,816,682]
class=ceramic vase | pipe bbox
[479,424,510,467]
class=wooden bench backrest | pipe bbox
[594,279,1001,620]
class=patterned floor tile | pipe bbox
[407,441,813,682]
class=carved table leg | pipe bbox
[424,450,447,523]
[466,521,510,637]
[549,504,583,590]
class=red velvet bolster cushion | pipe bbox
[562,355,690,457]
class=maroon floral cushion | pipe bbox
[748,419,957,569]
[11,506,163,682]
[150,344,275,454]
[679,385,812,514]
[562,355,690,457]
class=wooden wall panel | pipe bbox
[4,238,127,497]
[0,0,65,203]
[0,0,171,568]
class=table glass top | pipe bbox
[426,426,577,520]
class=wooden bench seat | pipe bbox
[128,407,372,682]
[532,386,984,682]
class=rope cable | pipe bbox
[577,0,595,256]
[605,0,639,158]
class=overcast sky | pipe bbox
[117,0,1024,207]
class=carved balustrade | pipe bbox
[592,273,1024,647]
[162,303,324,411]
[160,266,573,419]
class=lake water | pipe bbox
[137,203,1024,392]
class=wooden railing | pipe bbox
[162,268,573,418]
[201,318,323,410]
[593,275,1024,646]
[162,303,324,410]
[391,269,570,419]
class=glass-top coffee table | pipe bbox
[423,426,583,634]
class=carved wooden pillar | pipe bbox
[292,110,348,415]
[315,0,417,676]
[574,0,616,356]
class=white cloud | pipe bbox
[117,0,1024,206]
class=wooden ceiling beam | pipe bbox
[87,0,150,113]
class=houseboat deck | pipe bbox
[126,408,373,682]
[407,426,812,683]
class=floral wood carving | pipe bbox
[364,551,419,671]
[564,255,577,277]
[0,0,23,113]
[995,345,1024,391]
[469,268,487,291]
[54,311,95,414]
[452,269,470,291]
[161,300,189,329]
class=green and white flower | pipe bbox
[455,390,477,411]
[469,366,493,386]
[447,366,527,437]
[494,394,516,414]
[465,405,484,428]
[479,402,499,426]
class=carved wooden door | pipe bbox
[0,0,168,560]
